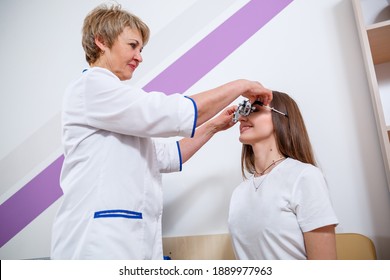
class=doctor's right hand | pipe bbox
[207,105,238,133]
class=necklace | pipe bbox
[252,175,268,191]
[255,157,285,176]
[252,157,286,191]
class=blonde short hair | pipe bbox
[82,4,150,65]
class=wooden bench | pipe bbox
[162,233,377,260]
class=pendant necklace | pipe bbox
[252,175,267,192]
[252,157,285,191]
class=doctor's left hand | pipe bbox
[242,81,273,106]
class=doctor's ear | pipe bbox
[94,36,107,54]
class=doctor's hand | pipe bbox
[206,105,238,133]
[178,105,237,164]
[242,81,273,106]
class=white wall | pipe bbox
[1,0,389,259]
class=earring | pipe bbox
[101,50,105,54]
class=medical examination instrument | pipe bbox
[232,99,288,123]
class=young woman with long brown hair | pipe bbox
[228,91,338,259]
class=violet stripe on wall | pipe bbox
[144,0,294,94]
[0,0,293,248]
[0,156,64,247]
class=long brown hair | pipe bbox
[241,91,316,178]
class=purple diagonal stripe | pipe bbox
[0,0,293,248]
[144,0,293,94]
[0,156,64,247]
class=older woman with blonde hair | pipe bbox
[51,3,272,260]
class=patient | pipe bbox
[228,91,338,260]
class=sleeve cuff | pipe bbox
[176,141,183,171]
[184,96,197,138]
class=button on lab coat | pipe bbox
[51,67,196,259]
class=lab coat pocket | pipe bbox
[93,209,143,219]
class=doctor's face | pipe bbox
[105,27,144,81]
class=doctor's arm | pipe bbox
[179,106,236,163]
[190,80,272,128]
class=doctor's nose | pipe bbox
[134,52,143,63]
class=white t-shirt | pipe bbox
[51,67,196,259]
[228,158,338,260]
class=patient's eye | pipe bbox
[252,105,262,113]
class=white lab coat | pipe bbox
[51,67,196,259]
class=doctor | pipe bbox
[50,3,272,259]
